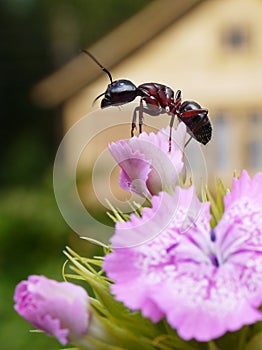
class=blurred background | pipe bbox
[0,1,152,349]
[1,0,262,349]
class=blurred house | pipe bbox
[33,0,262,204]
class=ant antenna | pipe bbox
[82,49,113,84]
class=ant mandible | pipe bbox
[82,50,212,152]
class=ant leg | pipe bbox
[185,136,193,147]
[132,101,151,137]
[168,89,182,152]
[169,114,175,152]
[174,90,182,109]
[131,106,139,137]
[138,99,144,134]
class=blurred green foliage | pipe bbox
[0,174,70,350]
[0,172,110,349]
[0,0,152,348]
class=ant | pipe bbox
[82,50,212,152]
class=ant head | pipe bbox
[101,79,138,108]
[82,50,138,107]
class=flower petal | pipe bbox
[216,171,262,259]
[104,186,206,323]
[224,170,262,210]
[108,125,186,196]
[110,186,204,248]
[152,262,262,341]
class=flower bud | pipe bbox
[14,275,89,345]
[108,125,186,197]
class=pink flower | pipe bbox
[108,124,186,197]
[14,275,89,345]
[103,171,262,341]
[104,185,207,322]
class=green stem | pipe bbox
[237,326,248,350]
[207,340,221,350]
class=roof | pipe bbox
[31,0,206,108]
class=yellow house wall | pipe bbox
[63,0,262,196]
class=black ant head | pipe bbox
[101,80,138,108]
[82,50,138,108]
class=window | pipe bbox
[222,25,250,50]
[214,114,231,171]
[247,113,262,170]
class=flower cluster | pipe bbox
[104,170,262,341]
[14,125,262,349]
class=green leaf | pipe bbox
[203,177,227,228]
